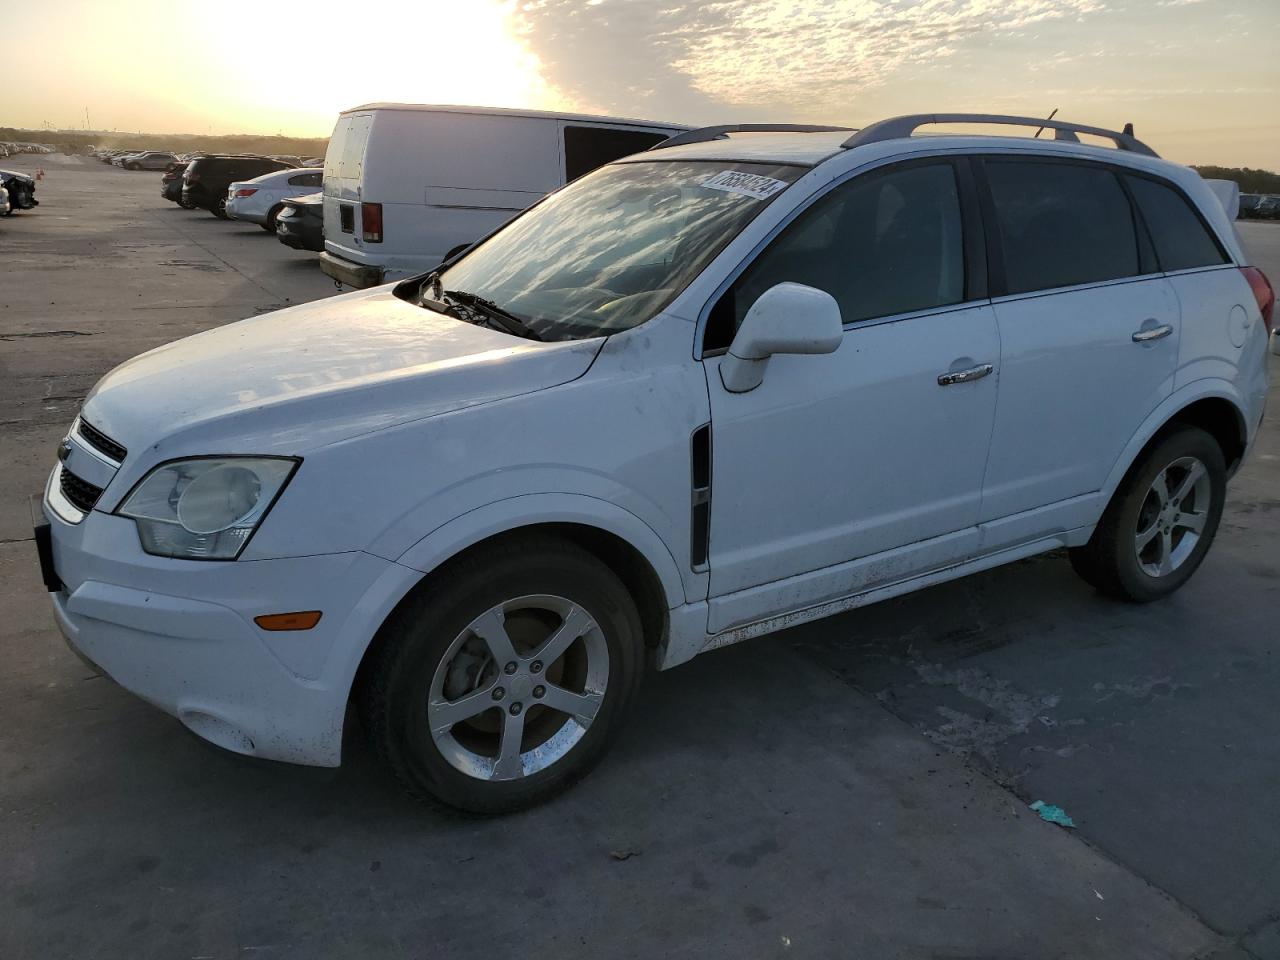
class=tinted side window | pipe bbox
[706,163,965,349]
[563,126,672,181]
[985,160,1140,295]
[289,172,322,187]
[1126,175,1228,272]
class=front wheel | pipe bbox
[1069,426,1226,602]
[359,536,645,814]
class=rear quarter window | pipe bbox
[1126,175,1229,272]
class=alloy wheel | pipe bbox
[427,595,609,782]
[1134,455,1210,578]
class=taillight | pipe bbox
[362,202,383,243]
[1241,266,1275,335]
[235,188,258,198]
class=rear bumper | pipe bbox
[320,251,384,288]
[277,220,324,251]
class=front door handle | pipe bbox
[1132,323,1173,343]
[938,363,993,386]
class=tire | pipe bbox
[178,196,196,210]
[1068,426,1226,602]
[211,196,228,219]
[126,163,139,171]
[263,204,284,232]
[359,535,645,815]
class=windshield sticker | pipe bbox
[699,170,790,200]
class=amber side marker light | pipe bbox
[254,611,323,631]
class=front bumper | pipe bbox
[40,496,416,766]
[320,251,384,288]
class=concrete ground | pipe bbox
[1,154,1277,960]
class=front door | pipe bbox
[702,159,999,634]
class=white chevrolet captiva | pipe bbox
[37,115,1273,813]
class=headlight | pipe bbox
[117,457,298,560]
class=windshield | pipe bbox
[427,160,805,341]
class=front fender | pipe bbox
[394,492,689,611]
[1100,378,1248,502]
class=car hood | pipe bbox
[82,286,603,462]
[0,169,34,185]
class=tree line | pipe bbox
[1192,166,1280,194]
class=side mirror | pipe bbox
[720,282,843,393]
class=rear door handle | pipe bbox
[938,363,993,386]
[1132,324,1173,343]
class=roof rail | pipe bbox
[841,114,1159,158]
[649,123,854,151]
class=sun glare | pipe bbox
[191,0,564,137]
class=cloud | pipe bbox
[515,0,1109,122]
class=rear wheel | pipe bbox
[359,536,644,814]
[1069,427,1225,602]
[263,204,284,232]
[211,196,228,219]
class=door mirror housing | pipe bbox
[720,282,843,393]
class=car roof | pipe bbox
[622,130,851,167]
[338,102,688,132]
[619,127,1189,181]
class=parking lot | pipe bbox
[3,153,1279,960]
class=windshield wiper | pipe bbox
[445,289,545,341]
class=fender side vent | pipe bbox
[690,424,712,570]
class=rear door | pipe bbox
[976,156,1180,550]
[323,112,374,251]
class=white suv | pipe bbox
[37,114,1273,813]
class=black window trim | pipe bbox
[697,154,988,358]
[973,154,1234,302]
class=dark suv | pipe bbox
[182,155,296,218]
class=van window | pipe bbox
[1125,175,1229,272]
[563,126,673,181]
[985,160,1141,295]
[706,162,965,349]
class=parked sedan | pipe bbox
[226,167,323,231]
[1256,197,1280,220]
[0,169,37,213]
[275,191,324,251]
[122,151,178,171]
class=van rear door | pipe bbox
[323,112,374,250]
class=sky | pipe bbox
[3,0,1277,168]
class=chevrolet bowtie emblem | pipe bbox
[57,437,73,463]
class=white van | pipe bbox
[319,104,687,288]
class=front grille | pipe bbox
[78,420,127,462]
[60,467,104,514]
